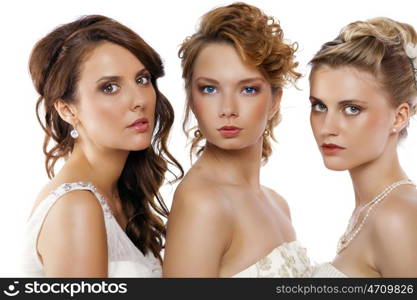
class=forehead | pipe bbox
[310,65,390,104]
[192,43,263,81]
[80,42,145,80]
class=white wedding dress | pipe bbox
[20,182,162,277]
[232,241,313,277]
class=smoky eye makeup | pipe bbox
[310,97,327,112]
[100,82,120,95]
[136,73,152,85]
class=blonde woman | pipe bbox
[309,17,417,277]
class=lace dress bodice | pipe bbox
[312,263,347,277]
[232,241,313,277]
[20,182,161,277]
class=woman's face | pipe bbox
[74,42,156,152]
[190,43,279,151]
[309,65,396,171]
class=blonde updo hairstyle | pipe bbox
[310,17,417,138]
[179,2,300,161]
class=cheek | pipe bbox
[309,114,322,140]
[191,96,216,130]
[77,93,128,139]
[86,101,123,126]
[241,96,271,126]
[351,112,388,142]
[343,113,391,163]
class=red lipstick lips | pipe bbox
[321,143,345,155]
[218,125,242,138]
[127,117,149,133]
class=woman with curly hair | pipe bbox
[21,15,182,277]
[163,2,312,277]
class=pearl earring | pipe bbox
[70,127,79,139]
[263,129,270,137]
[194,129,202,138]
[392,128,397,133]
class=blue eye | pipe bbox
[242,86,258,95]
[344,105,361,115]
[201,86,217,94]
[312,102,327,112]
[102,83,120,94]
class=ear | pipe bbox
[268,88,283,121]
[54,99,78,126]
[392,102,411,133]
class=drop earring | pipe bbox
[70,127,79,139]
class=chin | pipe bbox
[322,158,350,171]
[127,140,152,151]
[213,138,254,151]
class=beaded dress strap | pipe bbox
[47,181,113,219]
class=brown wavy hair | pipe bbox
[179,2,301,162]
[310,17,417,138]
[29,15,183,261]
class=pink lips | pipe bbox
[127,117,149,133]
[218,125,242,138]
[321,143,345,155]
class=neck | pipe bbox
[198,138,263,189]
[348,147,407,208]
[66,142,129,197]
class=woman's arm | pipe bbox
[163,185,232,277]
[37,190,108,277]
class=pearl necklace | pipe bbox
[337,178,415,254]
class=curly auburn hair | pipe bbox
[310,17,417,138]
[178,2,301,162]
[29,15,183,262]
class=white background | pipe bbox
[1,0,416,276]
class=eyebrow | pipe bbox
[194,76,266,85]
[309,95,367,105]
[96,68,149,83]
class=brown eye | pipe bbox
[102,83,120,94]
[137,75,151,85]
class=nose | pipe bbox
[219,91,238,118]
[129,84,146,112]
[320,111,340,137]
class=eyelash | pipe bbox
[242,86,260,95]
[136,74,151,85]
[311,102,327,112]
[311,102,362,115]
[343,105,362,115]
[198,85,260,95]
[101,74,152,95]
[200,85,217,94]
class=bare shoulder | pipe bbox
[262,186,292,220]
[172,174,232,221]
[38,190,107,277]
[45,190,105,224]
[164,174,233,276]
[371,186,417,236]
[370,186,417,276]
